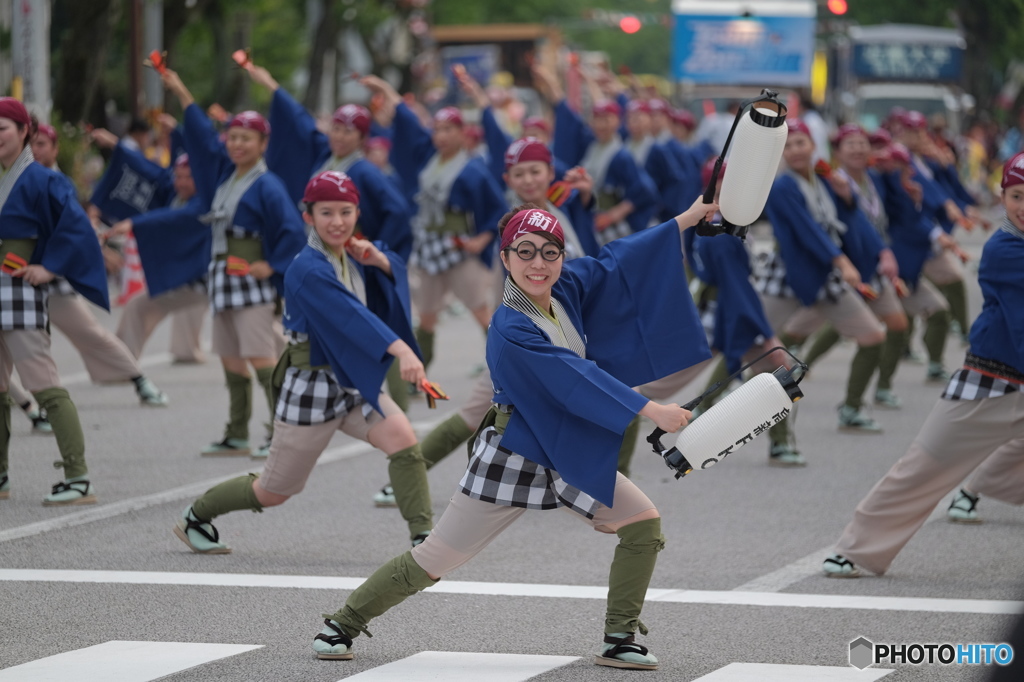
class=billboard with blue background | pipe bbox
[671,0,816,86]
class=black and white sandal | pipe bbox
[596,633,659,670]
[313,619,354,660]
[42,479,96,506]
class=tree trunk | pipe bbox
[54,0,121,124]
[303,0,339,111]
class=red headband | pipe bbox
[173,153,190,169]
[365,136,391,152]
[671,109,696,130]
[900,111,928,130]
[464,124,483,143]
[434,107,464,127]
[648,99,669,114]
[1002,152,1024,189]
[592,100,621,118]
[889,143,911,166]
[786,118,811,137]
[868,129,892,148]
[626,100,651,115]
[35,123,57,143]
[832,123,867,147]
[332,104,371,136]
[522,116,550,134]
[0,97,30,128]
[303,170,360,206]
[500,208,564,251]
[228,111,270,136]
[504,137,552,169]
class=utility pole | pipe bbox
[11,0,51,121]
[143,0,164,114]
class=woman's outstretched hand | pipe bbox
[640,401,692,433]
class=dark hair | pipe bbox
[128,117,150,134]
[497,202,563,247]
[20,114,40,148]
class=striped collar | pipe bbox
[501,277,586,359]
[999,215,1024,241]
[0,146,36,213]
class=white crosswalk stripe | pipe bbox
[0,641,263,682]
[339,652,579,681]
[691,663,894,680]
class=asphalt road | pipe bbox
[1,221,1021,682]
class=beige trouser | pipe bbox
[639,356,715,401]
[48,294,141,382]
[901,277,949,318]
[864,279,903,319]
[922,249,965,286]
[412,259,493,317]
[211,303,281,358]
[762,287,885,343]
[834,391,1024,575]
[259,394,403,497]
[411,473,656,577]
[458,368,498,426]
[0,329,62,392]
[116,286,208,361]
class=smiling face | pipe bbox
[328,123,363,159]
[0,117,27,168]
[591,113,620,144]
[504,160,554,205]
[226,127,267,169]
[1003,184,1024,232]
[304,200,360,255]
[836,133,871,174]
[783,132,814,175]
[500,232,564,307]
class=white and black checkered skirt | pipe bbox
[274,364,371,426]
[0,273,47,331]
[458,426,601,519]
[208,258,276,313]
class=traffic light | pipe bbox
[619,16,642,34]
[827,0,848,14]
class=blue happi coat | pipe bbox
[4,164,108,309]
[183,103,306,295]
[390,102,507,268]
[488,220,711,507]
[265,88,413,260]
[282,242,419,415]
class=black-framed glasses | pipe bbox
[505,242,564,262]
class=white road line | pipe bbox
[1,569,1021,615]
[691,662,893,681]
[341,652,580,682]
[0,640,262,682]
[0,412,450,545]
[731,500,951,593]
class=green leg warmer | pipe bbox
[224,370,252,441]
[0,393,9,476]
[191,472,263,521]
[904,315,916,355]
[388,444,433,538]
[802,323,841,369]
[768,415,791,447]
[33,387,87,479]
[922,309,950,365]
[876,329,907,391]
[385,362,409,413]
[937,281,969,336]
[700,356,731,406]
[777,331,804,352]
[844,343,883,410]
[326,550,437,638]
[420,413,473,469]
[605,517,665,635]
[616,415,641,477]
[414,328,435,371]
[255,366,275,438]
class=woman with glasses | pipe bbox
[308,197,716,670]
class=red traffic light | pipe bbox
[619,16,642,34]
[827,0,848,14]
